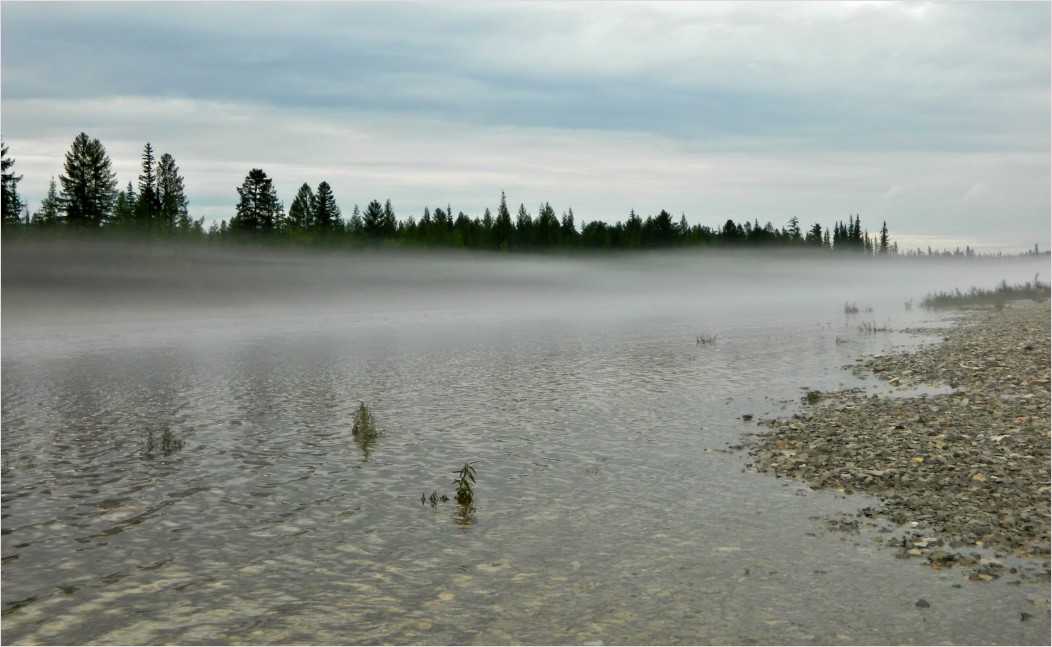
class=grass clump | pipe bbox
[453,462,478,506]
[843,302,860,314]
[920,276,1050,310]
[695,334,718,346]
[143,424,183,459]
[857,321,891,334]
[803,390,824,405]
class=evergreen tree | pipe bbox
[363,199,385,237]
[112,181,138,228]
[59,132,118,227]
[288,182,317,232]
[515,203,533,247]
[31,177,63,227]
[134,143,161,229]
[494,192,513,249]
[561,207,578,245]
[1,139,25,226]
[157,153,190,232]
[231,168,283,233]
[878,221,890,254]
[347,204,363,235]
[537,202,560,247]
[805,222,823,246]
[786,216,802,243]
[382,199,397,236]
[315,181,341,232]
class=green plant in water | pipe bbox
[143,424,183,459]
[452,462,478,506]
[857,320,890,334]
[351,401,380,459]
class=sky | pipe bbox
[1,1,1049,253]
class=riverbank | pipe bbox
[744,299,1050,581]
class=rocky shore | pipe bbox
[743,299,1050,580]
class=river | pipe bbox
[2,241,1048,644]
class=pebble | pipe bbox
[743,300,1051,579]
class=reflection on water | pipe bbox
[2,247,1049,645]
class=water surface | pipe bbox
[3,243,1049,644]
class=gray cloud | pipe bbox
[2,1,1048,252]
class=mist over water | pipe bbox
[2,240,1049,645]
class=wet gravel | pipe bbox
[744,299,1051,581]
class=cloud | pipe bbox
[1,1,1048,252]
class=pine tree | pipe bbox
[288,182,317,232]
[231,168,283,233]
[315,181,341,232]
[157,153,189,232]
[59,132,118,227]
[806,222,823,246]
[786,216,801,243]
[1,139,25,226]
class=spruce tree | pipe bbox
[315,181,341,232]
[560,207,577,245]
[878,221,890,254]
[288,182,317,232]
[1,139,25,226]
[363,199,385,237]
[515,203,533,247]
[157,153,189,232]
[494,191,513,249]
[112,182,138,228]
[537,202,560,247]
[347,204,363,235]
[31,177,63,227]
[232,168,283,234]
[59,132,118,227]
[135,142,161,229]
[382,199,397,235]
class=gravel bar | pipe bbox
[744,299,1050,580]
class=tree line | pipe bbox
[2,132,905,254]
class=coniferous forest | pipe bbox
[0,131,1020,258]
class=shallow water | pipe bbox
[2,244,1049,645]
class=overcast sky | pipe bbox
[2,1,1049,252]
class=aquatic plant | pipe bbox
[695,334,718,346]
[857,321,891,334]
[143,424,183,459]
[803,390,824,405]
[351,401,380,458]
[843,302,860,314]
[453,462,478,506]
[920,276,1051,310]
[352,401,378,440]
